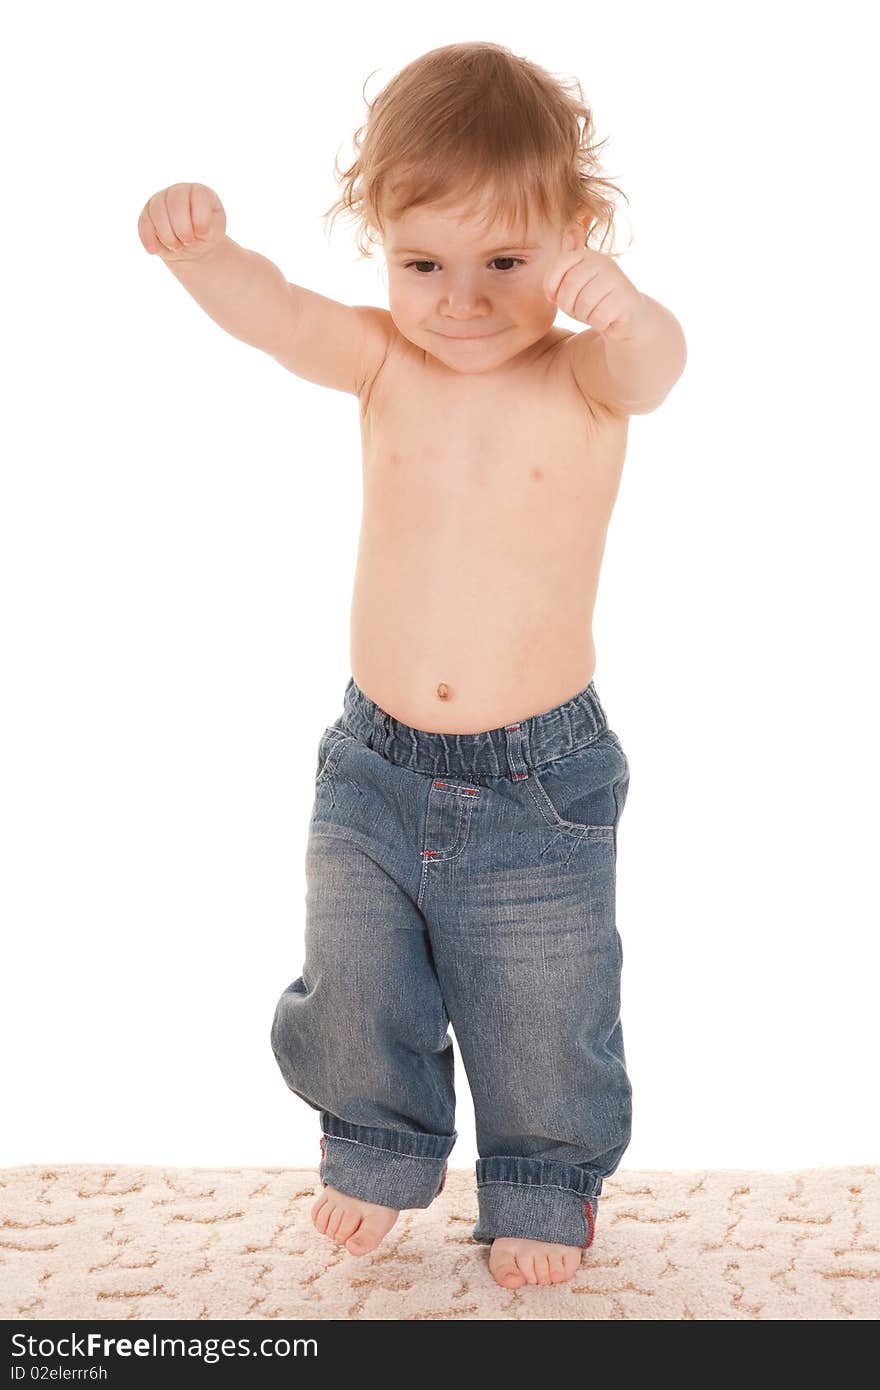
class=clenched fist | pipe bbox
[137,182,227,262]
[543,246,648,342]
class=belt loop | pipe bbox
[503,721,530,781]
[372,705,390,756]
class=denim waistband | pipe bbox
[338,675,610,783]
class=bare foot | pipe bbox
[489,1235,583,1288]
[311,1183,400,1256]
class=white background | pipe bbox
[2,1,878,1173]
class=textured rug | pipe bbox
[1,1163,877,1320]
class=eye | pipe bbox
[403,258,526,274]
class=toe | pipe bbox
[549,1253,568,1282]
[325,1204,345,1241]
[535,1255,552,1286]
[492,1260,526,1288]
[488,1241,527,1289]
[345,1217,383,1255]
[518,1253,538,1285]
[344,1224,367,1254]
[311,1197,331,1233]
[334,1208,362,1244]
[561,1248,583,1280]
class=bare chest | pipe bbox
[358,331,628,541]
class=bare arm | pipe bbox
[139,184,391,396]
[165,236,391,396]
[162,234,296,356]
[566,295,687,415]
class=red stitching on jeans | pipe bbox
[434,781,480,796]
[513,772,528,780]
[505,724,521,731]
[421,849,438,857]
[583,1199,595,1248]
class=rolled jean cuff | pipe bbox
[319,1111,457,1209]
[473,1156,603,1249]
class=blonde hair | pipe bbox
[324,41,630,261]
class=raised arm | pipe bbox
[137,182,391,396]
[544,246,687,416]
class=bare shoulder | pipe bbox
[271,292,395,398]
[353,305,397,406]
[356,308,432,416]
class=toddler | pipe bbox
[138,41,686,1290]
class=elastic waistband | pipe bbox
[337,675,610,783]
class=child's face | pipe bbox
[381,195,586,373]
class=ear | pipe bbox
[563,229,581,252]
[562,213,589,253]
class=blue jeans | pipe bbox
[270,675,631,1249]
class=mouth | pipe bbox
[434,329,505,341]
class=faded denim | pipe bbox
[270,674,631,1249]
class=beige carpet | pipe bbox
[1,1163,877,1320]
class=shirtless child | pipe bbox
[138,41,685,1290]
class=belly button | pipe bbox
[436,682,451,700]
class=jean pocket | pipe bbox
[603,728,630,779]
[314,724,351,790]
[527,730,626,836]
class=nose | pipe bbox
[442,299,490,321]
[440,273,489,319]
